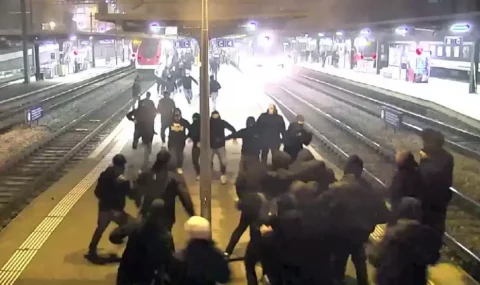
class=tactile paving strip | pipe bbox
[0,136,128,285]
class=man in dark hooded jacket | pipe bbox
[390,150,425,222]
[210,110,236,184]
[256,104,286,164]
[311,155,390,285]
[283,115,313,160]
[87,154,136,262]
[127,94,156,150]
[370,197,442,285]
[137,150,195,233]
[111,199,174,285]
[225,116,261,173]
[168,108,190,173]
[189,113,201,179]
[419,128,454,235]
[157,91,176,144]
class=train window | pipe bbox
[463,46,470,59]
[436,46,443,57]
[445,46,451,57]
[453,46,460,58]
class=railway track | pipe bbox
[266,84,480,279]
[294,68,480,160]
[0,78,154,229]
[0,67,134,133]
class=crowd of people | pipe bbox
[91,58,454,285]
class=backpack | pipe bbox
[139,170,171,215]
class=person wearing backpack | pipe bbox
[136,150,195,234]
[86,154,137,263]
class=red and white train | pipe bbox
[135,38,173,75]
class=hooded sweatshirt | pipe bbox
[188,113,201,146]
[168,108,190,148]
[225,117,260,155]
[210,111,236,149]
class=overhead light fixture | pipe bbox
[69,35,77,41]
[395,26,408,36]
[450,23,471,33]
[360,28,371,36]
[318,33,325,37]
[149,22,161,33]
[336,31,343,36]
[246,21,257,31]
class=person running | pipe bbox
[180,70,198,104]
[157,91,176,144]
[210,75,222,110]
[168,108,191,174]
[210,110,236,184]
[188,113,201,180]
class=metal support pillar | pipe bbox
[20,0,30,84]
[90,13,96,68]
[115,21,119,66]
[375,40,381,75]
[200,0,212,223]
[30,0,35,73]
[469,39,479,94]
[34,43,40,80]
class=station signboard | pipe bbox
[175,40,191,49]
[381,107,403,130]
[25,105,43,126]
[444,36,463,46]
[216,39,234,48]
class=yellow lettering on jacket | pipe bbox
[171,123,184,132]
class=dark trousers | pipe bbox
[225,211,260,255]
[132,125,141,149]
[283,145,302,161]
[88,209,133,253]
[169,145,185,169]
[260,144,280,164]
[239,154,259,173]
[160,117,171,143]
[192,144,201,175]
[332,238,369,285]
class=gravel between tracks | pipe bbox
[0,73,137,172]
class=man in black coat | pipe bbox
[136,150,195,234]
[157,91,176,144]
[419,128,454,235]
[167,108,190,173]
[189,113,201,179]
[256,104,286,164]
[111,199,174,285]
[283,115,313,160]
[225,116,261,173]
[86,154,136,263]
[210,110,236,184]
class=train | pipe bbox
[129,39,141,64]
[135,38,174,79]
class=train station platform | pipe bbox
[0,58,130,102]
[297,62,480,126]
[0,62,475,285]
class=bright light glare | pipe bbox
[318,33,324,37]
[258,33,272,47]
[246,22,257,31]
[354,37,368,47]
[49,21,56,30]
[69,35,77,41]
[336,31,343,36]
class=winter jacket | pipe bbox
[210,118,235,149]
[283,122,313,158]
[180,75,198,89]
[390,158,425,214]
[173,239,230,285]
[370,219,442,285]
[137,169,195,228]
[419,148,454,210]
[256,111,286,147]
[157,97,176,120]
[225,125,261,156]
[188,119,201,146]
[210,80,221,93]
[95,166,135,211]
[163,79,177,94]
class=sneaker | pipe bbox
[196,175,200,181]
[177,168,183,174]
[220,175,227,184]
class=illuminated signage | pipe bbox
[450,23,471,33]
[395,27,408,36]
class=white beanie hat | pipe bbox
[185,216,211,240]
